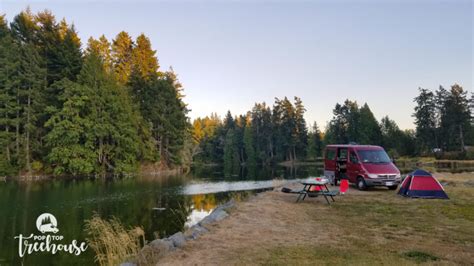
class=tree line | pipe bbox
[413,85,473,157]
[1,9,472,177]
[193,85,473,167]
[0,9,189,176]
[192,97,308,172]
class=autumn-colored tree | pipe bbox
[112,31,133,84]
[131,34,159,80]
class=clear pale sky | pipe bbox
[1,0,472,130]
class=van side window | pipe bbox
[326,149,336,160]
[350,151,359,163]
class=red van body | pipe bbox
[324,144,401,190]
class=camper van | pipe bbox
[324,144,401,190]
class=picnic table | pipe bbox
[295,178,337,204]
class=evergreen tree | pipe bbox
[57,24,82,81]
[86,35,113,72]
[0,19,20,174]
[437,84,471,151]
[10,9,37,44]
[307,122,323,159]
[32,10,75,84]
[294,97,308,160]
[131,34,159,80]
[325,100,356,144]
[243,119,256,167]
[17,43,46,175]
[45,53,141,175]
[0,14,9,38]
[223,111,235,131]
[380,116,416,157]
[413,88,437,154]
[358,103,382,144]
[44,79,96,175]
[112,31,133,84]
[131,68,189,166]
[250,103,273,164]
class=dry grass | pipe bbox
[84,214,145,266]
[160,172,474,266]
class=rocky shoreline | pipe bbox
[123,199,237,265]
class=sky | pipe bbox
[1,0,472,130]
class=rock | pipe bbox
[199,209,228,226]
[219,199,235,210]
[169,232,186,248]
[184,224,209,240]
[149,238,174,254]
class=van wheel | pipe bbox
[357,177,367,191]
[388,185,398,190]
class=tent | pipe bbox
[398,169,449,199]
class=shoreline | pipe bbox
[3,166,187,182]
[137,172,474,265]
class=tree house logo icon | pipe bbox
[36,213,59,234]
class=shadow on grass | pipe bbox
[402,250,439,263]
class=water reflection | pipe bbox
[0,164,468,265]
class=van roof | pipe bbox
[325,144,383,150]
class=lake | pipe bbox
[0,163,470,265]
[0,165,321,265]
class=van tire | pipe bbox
[356,177,367,191]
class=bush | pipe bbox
[32,161,43,172]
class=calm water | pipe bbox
[0,165,322,265]
[0,164,470,265]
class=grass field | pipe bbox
[159,172,474,265]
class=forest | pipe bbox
[0,9,473,177]
[192,86,474,168]
[0,9,188,176]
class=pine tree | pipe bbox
[307,122,323,159]
[250,102,273,164]
[380,117,416,157]
[58,24,83,81]
[243,119,256,167]
[10,9,37,44]
[223,128,236,176]
[44,78,96,175]
[86,35,113,72]
[46,53,141,175]
[131,68,188,166]
[0,19,20,174]
[112,31,133,84]
[131,34,159,80]
[413,87,437,154]
[438,84,471,151]
[17,43,46,175]
[34,10,63,85]
[358,103,382,144]
[294,97,308,160]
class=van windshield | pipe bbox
[357,150,391,164]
